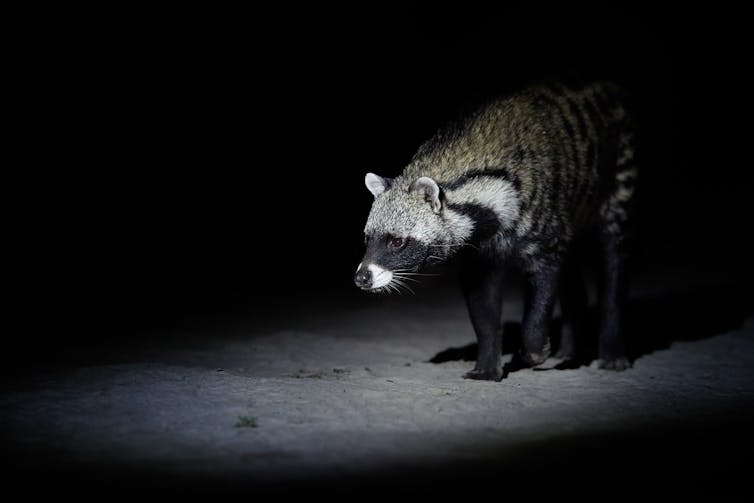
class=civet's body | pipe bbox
[355,81,637,380]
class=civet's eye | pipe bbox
[388,237,404,249]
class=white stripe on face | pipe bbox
[367,263,392,289]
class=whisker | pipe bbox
[391,282,404,296]
[393,279,415,295]
[391,268,440,279]
[392,274,420,283]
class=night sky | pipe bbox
[11,3,750,357]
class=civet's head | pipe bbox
[354,173,456,293]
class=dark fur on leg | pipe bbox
[461,257,505,381]
[598,231,631,370]
[556,256,588,363]
[520,263,560,366]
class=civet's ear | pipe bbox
[365,173,393,197]
[410,176,442,213]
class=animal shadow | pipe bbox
[430,280,753,377]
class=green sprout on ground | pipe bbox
[235,415,258,428]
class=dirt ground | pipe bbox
[3,264,754,496]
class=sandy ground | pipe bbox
[3,270,754,495]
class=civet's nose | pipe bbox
[354,266,372,289]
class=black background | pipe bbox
[6,3,754,496]
[11,3,751,350]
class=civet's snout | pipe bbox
[354,264,372,289]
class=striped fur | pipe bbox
[364,80,636,271]
[358,80,637,377]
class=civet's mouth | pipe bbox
[354,263,393,291]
